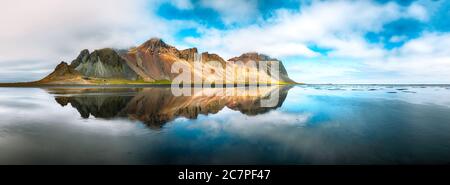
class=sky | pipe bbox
[1,0,449,83]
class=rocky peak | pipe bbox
[71,48,126,67]
[228,52,278,62]
[134,37,182,57]
[39,61,81,83]
[179,47,198,62]
[140,38,171,50]
[54,61,78,74]
[228,52,294,83]
[70,49,90,68]
[64,47,140,80]
[201,52,226,64]
[90,48,123,66]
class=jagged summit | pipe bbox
[228,52,279,62]
[139,38,172,50]
[70,49,89,68]
[179,47,198,62]
[69,48,139,80]
[228,52,294,83]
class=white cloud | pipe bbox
[0,0,166,61]
[397,32,450,56]
[185,1,425,59]
[296,32,450,84]
[365,32,450,83]
[169,0,194,10]
[187,107,311,137]
[407,2,429,21]
[287,62,361,84]
[199,0,259,25]
[389,35,408,43]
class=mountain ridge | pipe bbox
[0,38,297,86]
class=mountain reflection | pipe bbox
[48,86,291,129]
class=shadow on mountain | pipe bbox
[49,86,292,129]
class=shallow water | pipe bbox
[1,85,450,164]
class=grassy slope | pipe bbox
[89,78,172,85]
[0,74,300,87]
[0,79,173,87]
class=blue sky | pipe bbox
[1,0,450,83]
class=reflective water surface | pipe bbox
[1,85,450,164]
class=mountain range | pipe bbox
[1,38,296,86]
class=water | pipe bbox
[1,85,450,164]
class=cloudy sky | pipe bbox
[1,0,449,83]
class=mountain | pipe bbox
[228,52,295,83]
[1,38,296,86]
[70,48,139,80]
